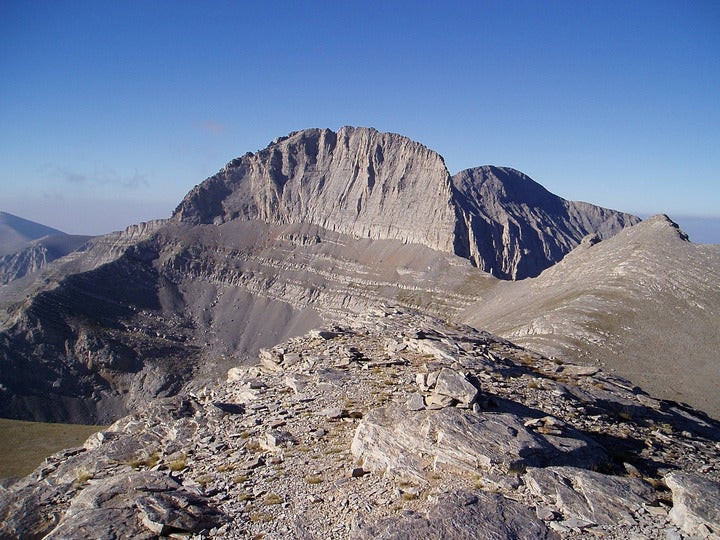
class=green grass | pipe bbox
[0,418,105,479]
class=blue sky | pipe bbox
[1,1,719,240]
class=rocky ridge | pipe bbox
[2,308,719,539]
[0,219,490,423]
[464,214,720,418]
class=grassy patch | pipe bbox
[168,457,187,472]
[0,418,106,479]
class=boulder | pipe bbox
[665,471,720,537]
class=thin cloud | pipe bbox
[199,120,226,135]
[54,166,149,189]
[59,169,88,184]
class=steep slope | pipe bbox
[174,127,459,254]
[464,215,720,418]
[451,166,640,279]
[0,211,65,255]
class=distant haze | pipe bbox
[669,216,720,244]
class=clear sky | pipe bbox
[1,0,719,239]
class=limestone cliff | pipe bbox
[174,127,458,255]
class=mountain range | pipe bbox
[1,126,719,538]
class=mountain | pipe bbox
[175,127,638,279]
[0,127,635,424]
[0,233,92,285]
[451,166,639,278]
[0,211,65,256]
[464,214,720,419]
[1,127,720,539]
[0,211,92,284]
[2,308,719,538]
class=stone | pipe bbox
[406,393,425,411]
[351,406,589,482]
[259,349,283,372]
[319,407,346,419]
[433,368,478,407]
[265,430,296,450]
[424,393,455,409]
[284,374,310,394]
[665,471,720,536]
[524,466,655,527]
[43,472,222,539]
[559,364,600,377]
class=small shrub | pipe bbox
[249,512,274,523]
[168,456,187,472]
[74,470,92,485]
[263,493,283,505]
[305,475,323,484]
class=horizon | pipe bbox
[1,1,719,237]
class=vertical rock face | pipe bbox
[174,127,638,280]
[450,166,640,279]
[174,126,459,254]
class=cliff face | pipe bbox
[174,128,637,279]
[174,127,459,254]
[450,166,640,279]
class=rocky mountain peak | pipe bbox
[173,126,458,254]
[173,127,638,280]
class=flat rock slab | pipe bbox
[524,466,655,527]
[665,471,720,536]
[44,471,222,539]
[350,490,558,539]
[351,405,605,482]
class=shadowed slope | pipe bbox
[0,212,65,256]
[450,166,640,279]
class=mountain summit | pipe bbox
[175,127,638,279]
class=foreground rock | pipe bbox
[1,308,719,539]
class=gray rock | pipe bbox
[524,466,655,526]
[45,471,222,539]
[405,393,425,411]
[424,393,455,409]
[433,368,478,407]
[319,407,346,419]
[351,406,601,482]
[665,471,720,536]
[350,490,558,539]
